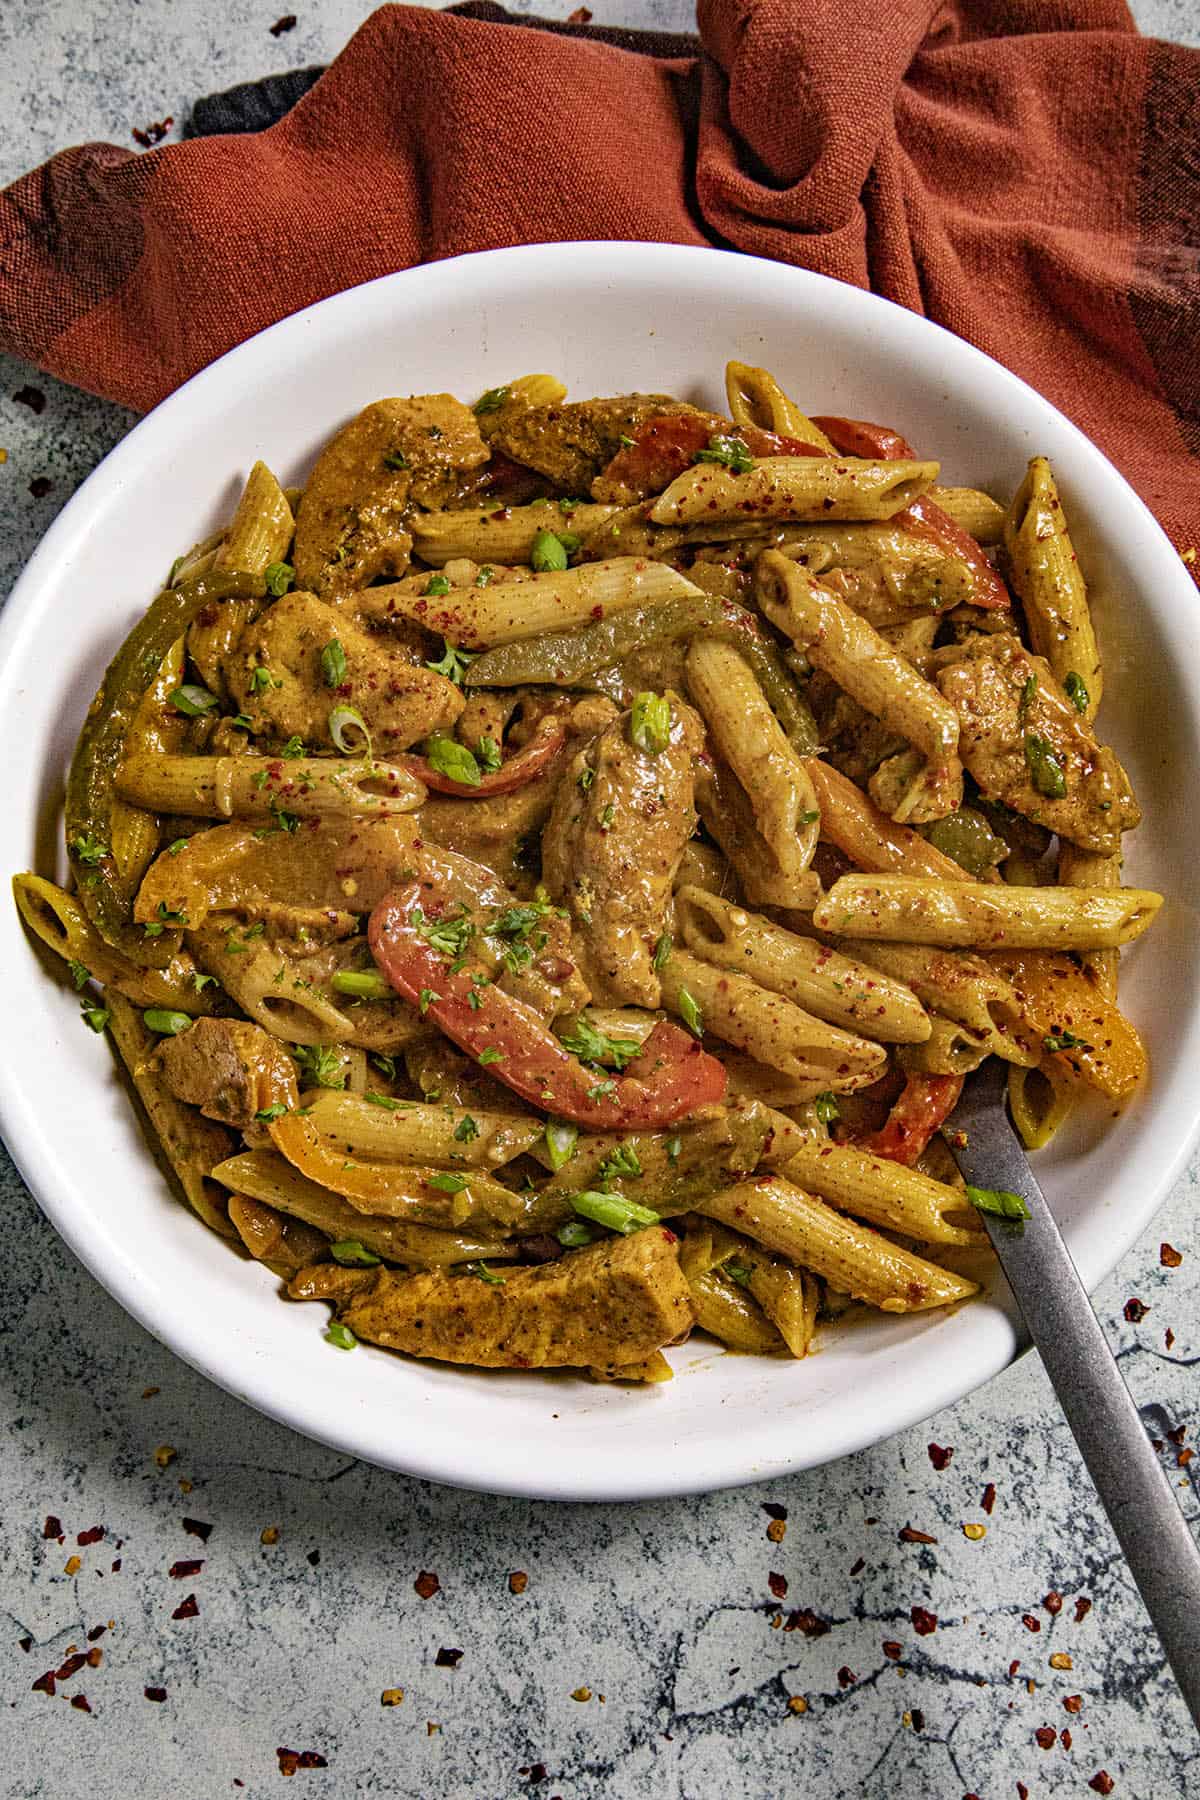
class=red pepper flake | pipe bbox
[761,1502,788,1521]
[14,384,46,413]
[899,1525,938,1545]
[71,1693,91,1713]
[141,1386,160,1398]
[882,1640,902,1660]
[782,1608,829,1638]
[508,1571,528,1595]
[848,1556,865,1577]
[18,1636,32,1653]
[86,1647,102,1668]
[32,1670,56,1697]
[1008,1660,1021,1678]
[1064,1694,1083,1714]
[1089,1773,1115,1795]
[836,1665,856,1688]
[182,1518,212,1543]
[1168,1423,1187,1446]
[1061,1728,1073,1751]
[144,1686,168,1703]
[909,1707,925,1731]
[1018,1784,1029,1800]
[927,1442,954,1471]
[1160,1242,1183,1268]
[1074,1596,1092,1624]
[111,1559,122,1572]
[566,5,592,19]
[434,1647,463,1669]
[42,1515,64,1541]
[1123,1297,1149,1323]
[1178,1447,1195,1467]
[1166,1328,1176,1350]
[131,118,173,148]
[1043,1590,1062,1615]
[414,1570,440,1600]
[86,1625,107,1642]
[1035,1725,1057,1749]
[76,1526,105,1547]
[910,1606,937,1636]
[521,1763,548,1783]
[276,1749,328,1776]
[169,1559,203,1579]
[29,475,53,498]
[981,1483,997,1515]
[55,1652,88,1681]
[767,1571,788,1599]
[171,1594,199,1621]
[1022,1614,1042,1633]
[269,13,298,34]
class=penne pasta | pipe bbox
[1058,843,1121,999]
[814,874,1161,951]
[695,756,815,910]
[805,760,979,881]
[295,1090,544,1168]
[688,1267,786,1353]
[1007,1062,1079,1152]
[214,460,294,577]
[930,486,1006,544]
[227,1193,329,1279]
[648,456,939,527]
[12,873,220,1015]
[412,500,619,566]
[698,1177,978,1312]
[840,941,1040,1065]
[117,754,425,821]
[723,360,836,452]
[782,1140,983,1246]
[1003,456,1102,719]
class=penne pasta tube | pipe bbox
[1004,456,1101,719]
[685,638,820,906]
[110,637,190,897]
[931,486,1006,545]
[187,924,359,1046]
[839,940,1040,1065]
[698,1177,978,1312]
[411,500,618,566]
[692,1217,820,1357]
[695,756,817,910]
[214,460,294,576]
[756,551,960,770]
[805,760,980,881]
[13,873,220,1015]
[896,1014,993,1076]
[116,754,426,820]
[211,1151,518,1264]
[724,360,836,452]
[657,949,887,1093]
[781,1140,983,1247]
[676,885,931,1045]
[106,992,237,1238]
[366,557,704,649]
[648,456,939,527]
[688,1268,785,1353]
[296,1091,545,1169]
[814,874,1162,950]
[1058,843,1121,999]
[1006,1062,1078,1152]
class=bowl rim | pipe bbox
[2,239,1198,1500]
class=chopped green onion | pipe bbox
[142,1009,192,1036]
[167,837,190,856]
[324,1321,358,1350]
[476,736,502,774]
[331,969,392,1000]
[665,1135,681,1163]
[364,1091,403,1110]
[965,1184,1031,1222]
[570,1190,661,1235]
[814,1092,840,1125]
[329,704,371,755]
[1018,673,1038,722]
[169,684,219,717]
[630,691,671,755]
[1044,1029,1092,1053]
[544,1120,578,1171]
[382,449,408,470]
[68,960,91,990]
[423,573,452,598]
[695,433,754,474]
[466,1261,505,1285]
[264,560,294,597]
[478,1048,505,1066]
[255,1102,289,1121]
[678,987,703,1039]
[475,566,494,587]
[618,433,636,449]
[331,1240,381,1267]
[423,731,482,788]
[426,1171,469,1194]
[556,1219,597,1247]
[427,639,477,684]
[1024,733,1067,799]
[418,988,440,1016]
[1064,671,1089,713]
[473,385,511,415]
[292,1043,346,1089]
[80,1001,110,1033]
[371,1053,398,1082]
[652,933,673,973]
[320,639,347,689]
[531,529,571,573]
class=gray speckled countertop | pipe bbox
[2,5,1198,1797]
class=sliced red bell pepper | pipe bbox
[858,1072,964,1167]
[810,415,1011,610]
[402,713,568,799]
[369,881,727,1127]
[596,413,826,502]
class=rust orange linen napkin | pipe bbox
[0,0,1196,558]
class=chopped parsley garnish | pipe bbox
[412,904,474,962]
[570,1190,661,1235]
[965,1184,1032,1222]
[330,1240,381,1266]
[587,1079,616,1102]
[677,987,703,1039]
[466,1261,505,1285]
[473,385,511,416]
[1044,1029,1092,1054]
[814,1091,840,1125]
[70,833,110,866]
[292,1043,346,1089]
[169,683,219,717]
[424,573,452,597]
[1064,671,1089,713]
[630,691,671,755]
[599,803,615,828]
[426,639,477,684]
[559,1015,640,1071]
[228,713,255,732]
[695,433,754,474]
[250,665,281,694]
[142,1009,191,1036]
[597,1141,643,1186]
[320,638,347,689]
[324,1321,357,1351]
[254,1102,289,1121]
[577,767,595,791]
[281,734,306,759]
[371,1053,398,1082]
[68,960,91,990]
[453,1115,479,1143]
[725,1260,754,1288]
[652,933,673,973]
[531,529,571,573]
[1024,733,1067,799]
[423,731,482,787]
[264,560,294,597]
[476,736,502,774]
[80,1001,111,1033]
[475,566,494,587]
[478,1047,505,1066]
[193,972,217,993]
[426,1171,469,1194]
[143,901,188,937]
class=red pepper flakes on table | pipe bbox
[1089,1773,1115,1795]
[1160,1242,1183,1267]
[518,1762,549,1780]
[783,1609,830,1638]
[1123,1297,1149,1323]
[70,1694,91,1712]
[32,1670,56,1697]
[908,1708,925,1731]
[1022,1614,1042,1632]
[1062,1728,1073,1751]
[910,1607,937,1636]
[76,1526,104,1546]
[414,1570,440,1600]
[276,1749,328,1776]
[171,1594,199,1621]
[1064,1694,1083,1714]
[508,1571,528,1595]
[1074,1596,1092,1624]
[435,1648,464,1669]
[56,1652,88,1681]
[566,6,592,19]
[848,1556,865,1575]
[1035,1726,1057,1750]
[182,1518,212,1542]
[767,1572,788,1599]
[42,1515,64,1541]
[141,1386,159,1399]
[169,1559,203,1579]
[1008,1661,1021,1677]
[110,1559,122,1572]
[1165,1328,1176,1349]
[1017,1784,1029,1799]
[981,1483,997,1514]
[13,385,45,413]
[899,1526,938,1545]
[269,12,297,33]
[28,476,53,498]
[131,118,173,148]
[18,1637,32,1653]
[1043,1590,1063,1615]
[144,1687,167,1703]
[64,1555,81,1575]
[762,1502,788,1521]
[836,1666,856,1688]
[927,1443,953,1471]
[86,1625,107,1642]
[882,1641,902,1661]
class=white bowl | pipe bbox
[2,243,1196,1500]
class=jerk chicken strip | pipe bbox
[933,635,1139,856]
[542,694,704,1007]
[292,394,489,597]
[483,394,690,494]
[289,1227,695,1369]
